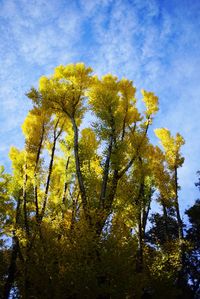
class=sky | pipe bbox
[0,0,200,217]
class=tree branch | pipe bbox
[71,117,88,219]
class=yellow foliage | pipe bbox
[39,63,93,119]
[154,128,185,168]
[141,89,159,117]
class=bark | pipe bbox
[137,212,144,273]
[97,108,130,233]
[161,198,170,242]
[34,124,45,222]
[70,192,79,231]
[3,236,20,299]
[174,166,184,240]
[40,137,56,220]
[40,120,62,221]
[119,119,150,179]
[136,180,145,273]
[71,117,88,219]
[99,134,114,209]
[142,190,152,236]
[98,118,118,233]
[3,194,22,299]
[23,163,29,236]
[138,192,152,273]
[136,157,149,273]
[121,101,128,141]
[118,155,136,179]
[174,166,186,292]
[22,164,31,298]
[62,156,71,218]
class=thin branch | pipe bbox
[40,119,62,221]
[23,163,29,236]
[118,120,150,179]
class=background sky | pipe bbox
[0,0,200,217]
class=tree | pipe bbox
[185,196,200,296]
[154,129,185,241]
[0,63,188,299]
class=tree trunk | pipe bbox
[40,136,56,220]
[161,198,170,242]
[62,156,70,217]
[71,117,89,221]
[34,125,45,222]
[3,193,22,299]
[174,167,183,240]
[3,237,19,299]
[99,134,113,209]
[40,120,62,221]
[23,163,29,236]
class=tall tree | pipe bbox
[0,63,189,299]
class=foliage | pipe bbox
[0,63,197,299]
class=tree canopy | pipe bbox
[0,63,198,299]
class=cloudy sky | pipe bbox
[0,0,199,215]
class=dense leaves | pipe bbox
[0,63,198,299]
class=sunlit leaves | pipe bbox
[141,89,159,118]
[0,63,189,298]
[154,128,185,168]
[39,63,93,120]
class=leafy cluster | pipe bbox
[0,64,199,299]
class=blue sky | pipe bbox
[0,0,200,216]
